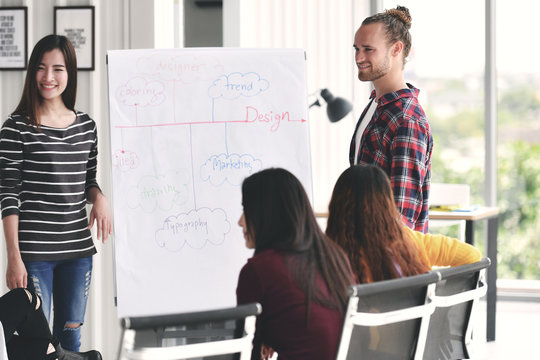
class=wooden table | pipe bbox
[430,206,499,341]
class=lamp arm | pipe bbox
[309,99,321,108]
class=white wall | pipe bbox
[225,0,371,212]
[0,0,370,358]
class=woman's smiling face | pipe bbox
[35,48,68,103]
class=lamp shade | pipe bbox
[320,89,353,123]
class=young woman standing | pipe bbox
[0,34,111,352]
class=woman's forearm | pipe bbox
[4,214,20,259]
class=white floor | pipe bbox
[473,300,540,359]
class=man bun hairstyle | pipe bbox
[362,5,412,65]
[386,6,412,29]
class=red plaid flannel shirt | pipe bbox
[350,84,433,233]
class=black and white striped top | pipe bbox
[0,112,99,261]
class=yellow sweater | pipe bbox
[404,226,482,268]
[365,228,482,353]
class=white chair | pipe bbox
[423,258,490,360]
[0,320,7,360]
[336,272,441,360]
[117,303,261,360]
[429,183,470,241]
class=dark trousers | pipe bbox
[0,288,52,360]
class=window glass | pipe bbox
[382,0,540,280]
[496,1,540,279]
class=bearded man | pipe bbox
[350,5,433,233]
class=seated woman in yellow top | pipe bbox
[326,164,481,283]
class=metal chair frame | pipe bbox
[117,303,261,360]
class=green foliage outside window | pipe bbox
[426,79,540,279]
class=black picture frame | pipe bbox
[54,6,95,71]
[0,7,28,70]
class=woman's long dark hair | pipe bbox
[13,34,78,126]
[326,165,429,283]
[241,168,354,313]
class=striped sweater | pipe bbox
[0,112,99,261]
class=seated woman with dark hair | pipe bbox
[326,164,481,283]
[236,168,355,360]
[0,288,102,360]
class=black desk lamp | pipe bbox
[309,88,353,123]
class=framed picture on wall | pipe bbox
[54,6,95,70]
[0,7,28,70]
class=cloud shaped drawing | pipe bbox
[112,150,139,172]
[200,153,262,186]
[155,208,231,251]
[136,54,224,83]
[127,170,189,212]
[116,77,166,107]
[208,72,269,100]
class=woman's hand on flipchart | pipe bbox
[6,255,27,289]
[88,192,112,243]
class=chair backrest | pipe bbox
[0,320,7,360]
[336,272,441,360]
[117,302,261,360]
[423,258,491,360]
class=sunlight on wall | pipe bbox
[230,0,370,212]
[154,0,176,48]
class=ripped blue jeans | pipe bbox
[24,256,92,352]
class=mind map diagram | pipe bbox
[110,51,308,253]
